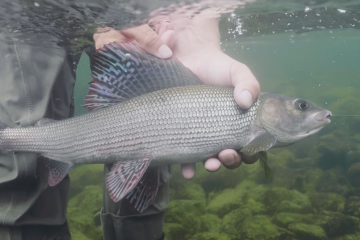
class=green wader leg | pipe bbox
[101,164,171,240]
[0,33,79,240]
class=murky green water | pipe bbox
[71,22,360,239]
[4,1,358,239]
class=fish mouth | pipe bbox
[299,126,324,138]
[315,110,332,124]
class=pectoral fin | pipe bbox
[106,159,151,202]
[259,151,271,179]
[44,159,73,186]
[241,132,277,156]
[126,167,160,213]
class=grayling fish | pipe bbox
[0,43,331,213]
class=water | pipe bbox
[2,0,360,240]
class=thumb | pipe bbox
[230,61,260,109]
[160,30,175,49]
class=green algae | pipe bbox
[68,164,103,198]
[206,180,256,217]
[190,232,231,240]
[67,185,103,240]
[309,192,345,213]
[66,85,360,239]
[221,208,252,239]
[241,215,280,240]
[288,223,327,240]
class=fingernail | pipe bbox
[158,45,172,58]
[239,90,253,109]
[222,154,235,165]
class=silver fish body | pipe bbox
[0,42,332,213]
[0,85,258,166]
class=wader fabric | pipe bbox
[101,164,172,240]
[0,34,172,240]
[0,34,77,240]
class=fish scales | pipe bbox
[0,85,259,165]
[0,42,332,212]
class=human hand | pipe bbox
[93,25,172,58]
[150,13,261,178]
[92,22,260,179]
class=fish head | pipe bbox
[258,93,332,145]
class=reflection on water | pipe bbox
[1,0,359,51]
[2,0,360,239]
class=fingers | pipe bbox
[230,61,260,109]
[240,152,260,164]
[122,25,173,59]
[93,25,173,59]
[93,27,129,50]
[160,30,175,49]
[204,158,222,172]
[181,163,196,179]
[201,150,259,175]
[218,149,242,169]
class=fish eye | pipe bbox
[296,100,309,110]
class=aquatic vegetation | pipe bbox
[66,59,360,240]
[67,185,103,240]
[288,223,327,240]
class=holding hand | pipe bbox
[93,19,260,179]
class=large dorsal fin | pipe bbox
[83,42,203,111]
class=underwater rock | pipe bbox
[206,180,256,217]
[190,232,231,240]
[267,149,296,165]
[171,182,206,205]
[165,200,206,238]
[344,196,360,217]
[68,164,104,198]
[345,151,360,168]
[267,164,298,189]
[206,188,243,217]
[263,188,312,214]
[220,208,252,239]
[316,134,349,170]
[69,231,93,240]
[241,215,280,240]
[318,211,360,238]
[333,232,360,240]
[277,228,300,240]
[347,162,360,186]
[163,223,185,240]
[292,168,324,193]
[67,185,103,240]
[222,211,280,240]
[310,192,345,213]
[287,223,327,240]
[198,214,222,233]
[292,167,351,196]
[272,213,313,227]
[241,197,268,215]
[276,200,312,214]
[238,186,312,215]
[273,211,359,238]
[315,168,352,196]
